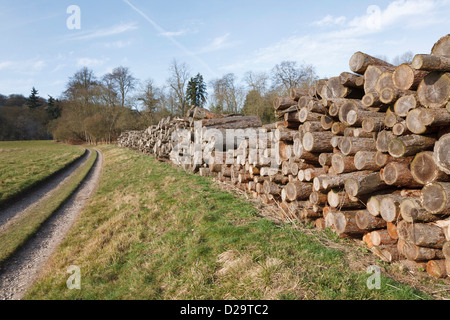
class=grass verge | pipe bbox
[0,149,97,264]
[0,141,85,206]
[26,145,432,300]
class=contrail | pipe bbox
[123,0,218,77]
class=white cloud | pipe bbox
[313,14,346,27]
[0,61,13,70]
[77,57,108,67]
[197,33,239,54]
[222,0,448,77]
[159,29,188,37]
[68,22,138,41]
[105,40,132,48]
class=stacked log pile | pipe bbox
[118,34,450,280]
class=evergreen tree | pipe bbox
[186,73,207,107]
[46,95,61,119]
[26,87,42,109]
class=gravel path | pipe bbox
[0,149,103,300]
[0,149,90,230]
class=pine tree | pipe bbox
[186,73,207,107]
[26,87,42,109]
[46,95,61,119]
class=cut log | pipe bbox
[346,109,384,127]
[302,131,334,153]
[375,71,394,94]
[345,172,386,197]
[370,229,397,246]
[380,195,405,223]
[376,130,395,153]
[304,167,328,181]
[327,189,364,209]
[340,137,377,156]
[419,108,450,129]
[426,260,448,278]
[417,72,450,108]
[320,115,334,131]
[321,76,362,99]
[394,94,421,117]
[355,209,387,230]
[392,121,409,136]
[365,65,396,94]
[285,181,313,201]
[434,133,450,174]
[322,170,372,191]
[318,153,333,167]
[388,134,436,158]
[331,153,357,174]
[412,54,450,72]
[349,51,395,75]
[431,34,450,57]
[273,97,298,110]
[334,210,365,236]
[362,117,385,133]
[263,180,281,195]
[387,222,399,240]
[199,116,262,129]
[403,242,444,261]
[289,88,310,101]
[309,191,328,205]
[408,223,446,248]
[400,198,439,223]
[340,72,364,88]
[380,87,415,105]
[393,63,428,91]
[443,241,450,260]
[410,151,448,185]
[422,182,450,215]
[362,91,383,109]
[353,151,382,171]
[381,161,422,188]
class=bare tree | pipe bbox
[167,59,190,116]
[271,61,317,94]
[108,66,138,108]
[392,51,414,65]
[209,73,245,114]
[243,71,269,94]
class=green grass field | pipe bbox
[25,145,434,300]
[0,148,97,264]
[0,141,85,205]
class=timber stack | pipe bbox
[118,34,450,280]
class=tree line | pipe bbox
[0,59,319,143]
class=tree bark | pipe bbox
[285,181,313,201]
[334,210,365,236]
[349,51,395,75]
[412,54,450,72]
[408,223,446,248]
[381,161,422,187]
[356,209,387,230]
[302,131,334,153]
[388,134,436,158]
[345,172,387,197]
[371,229,397,246]
[400,198,439,223]
[403,242,444,261]
[340,137,377,156]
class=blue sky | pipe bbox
[0,0,449,99]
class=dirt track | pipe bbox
[0,149,103,300]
